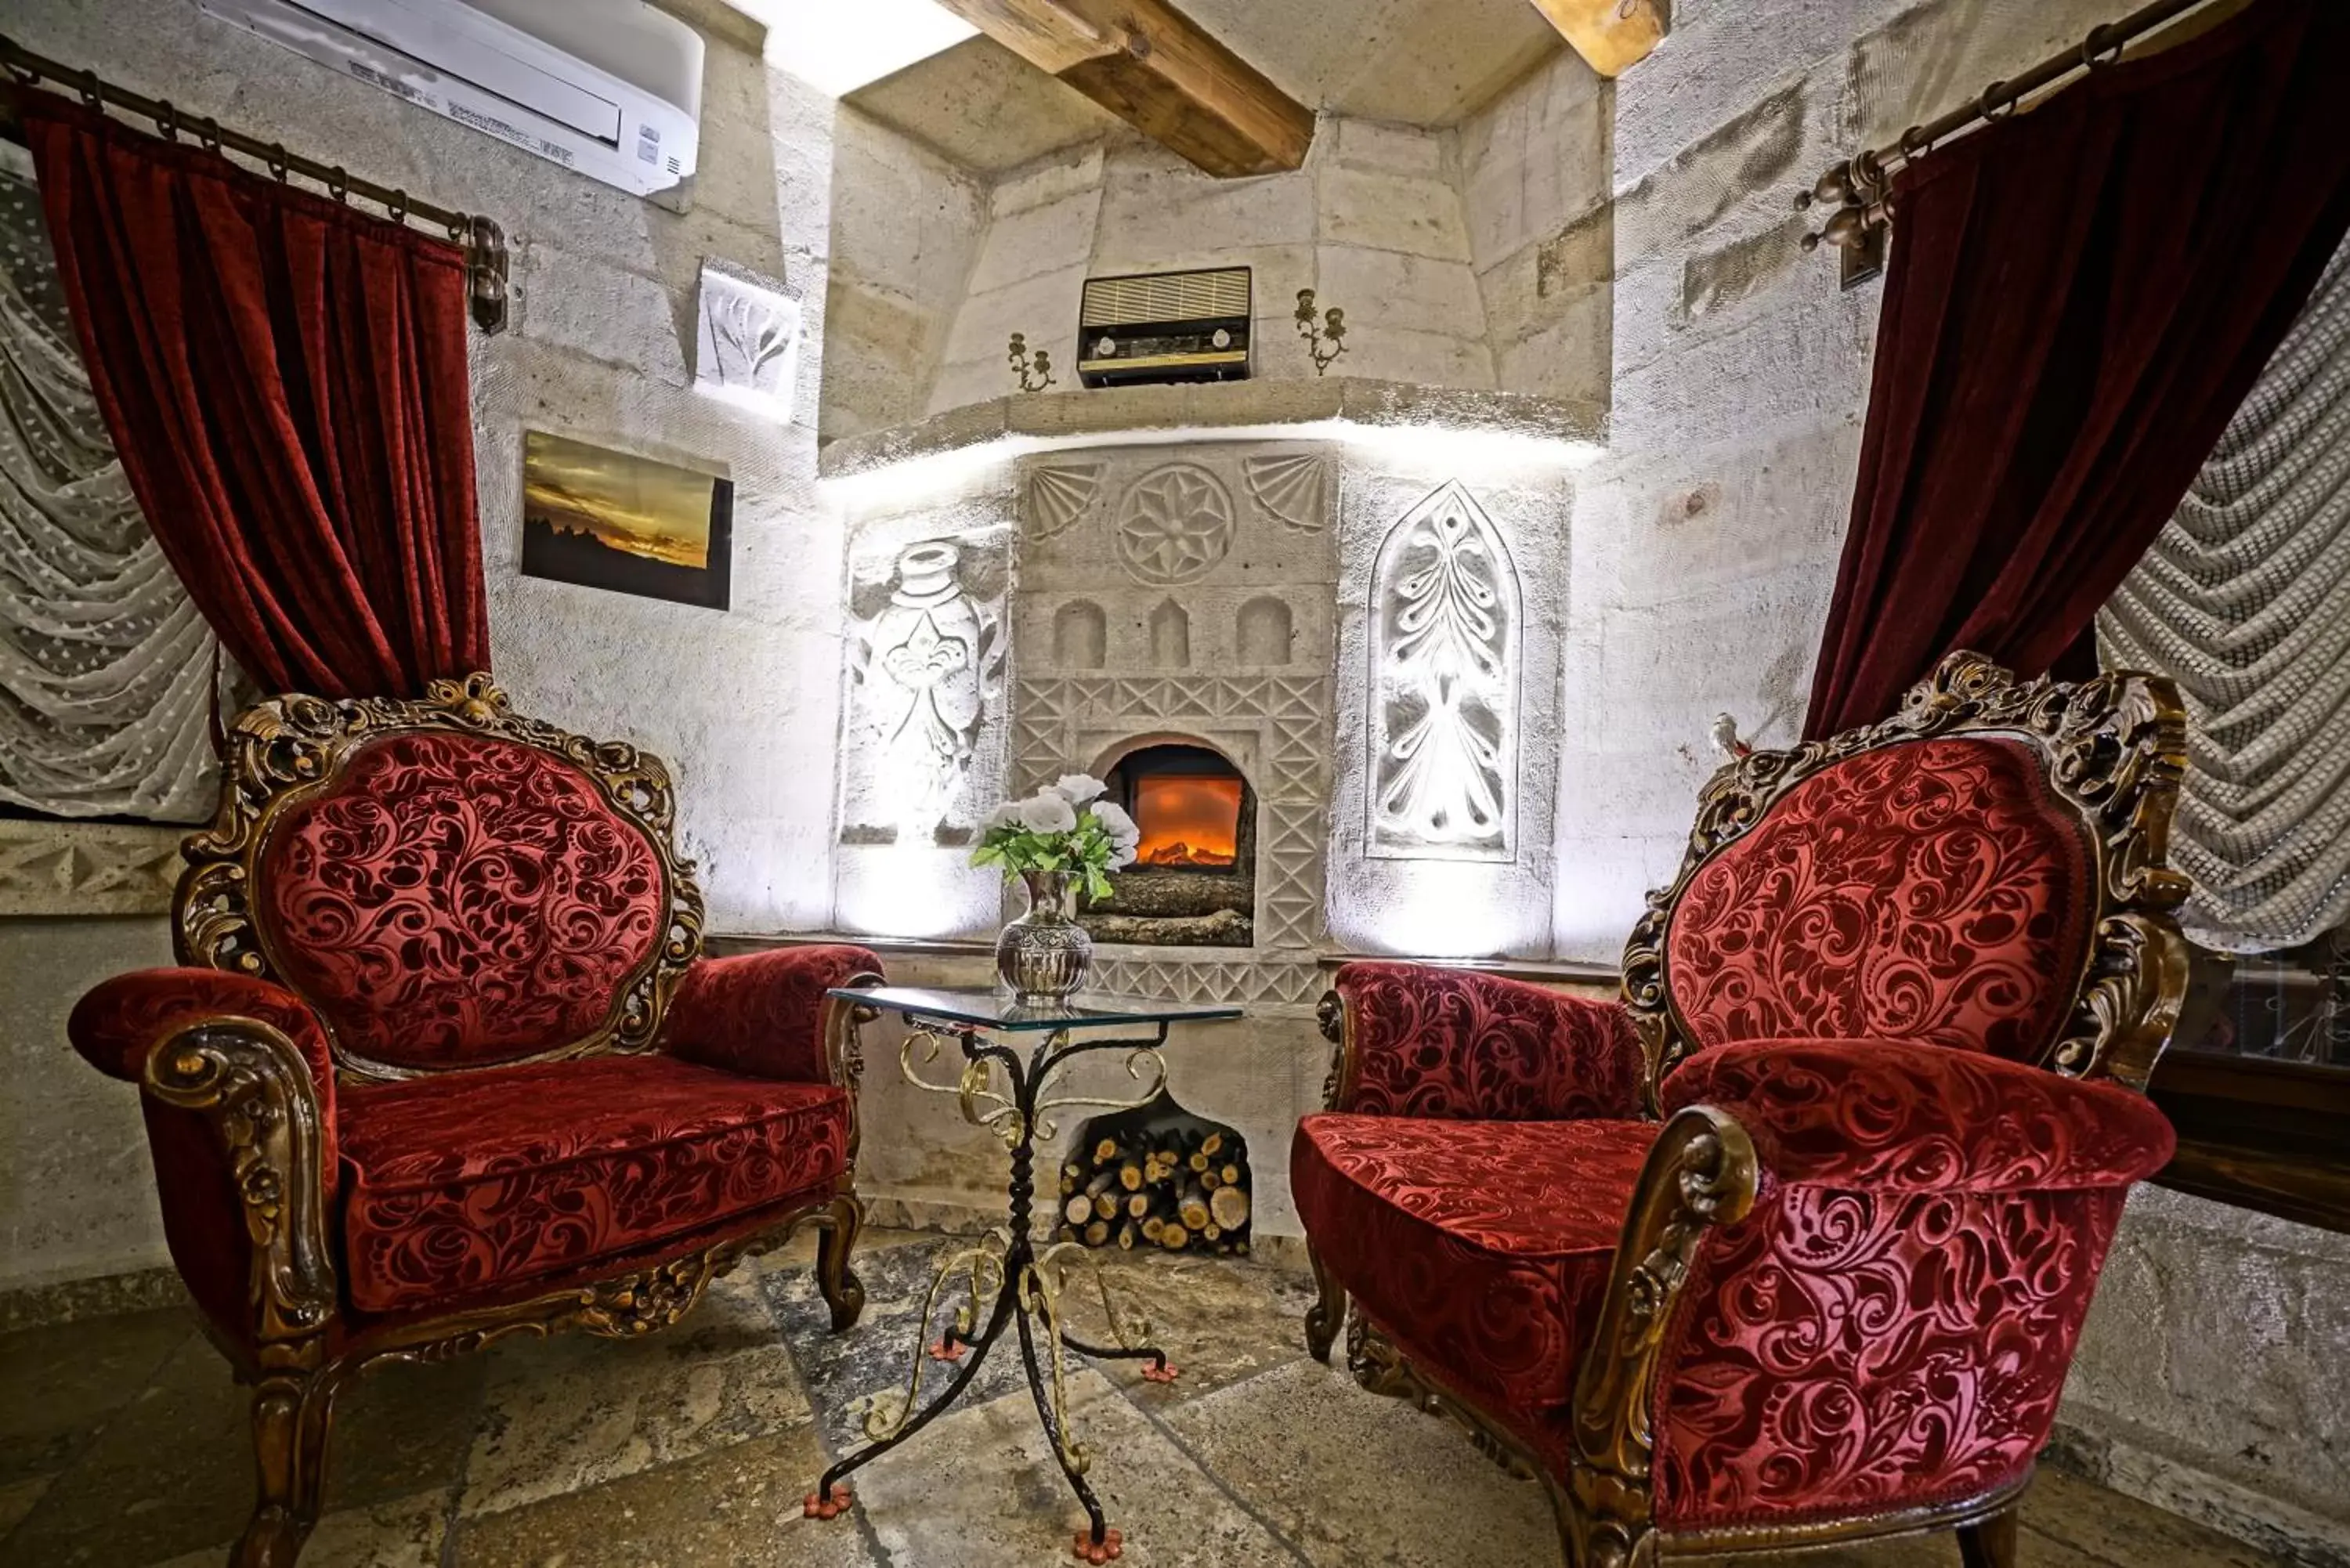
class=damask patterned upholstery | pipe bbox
[1292,1114,1658,1469]
[258,731,668,1070]
[70,968,346,1331]
[661,943,873,1082]
[338,1053,851,1314]
[1330,963,1645,1120]
[1665,736,2092,1064]
[1647,1035,2172,1527]
[1292,709,2177,1551]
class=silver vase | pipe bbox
[996,869,1094,1001]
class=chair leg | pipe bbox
[1958,1505,2020,1568]
[815,1193,868,1332]
[1304,1241,1347,1363]
[233,1367,335,1568]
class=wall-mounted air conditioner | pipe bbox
[197,0,703,202]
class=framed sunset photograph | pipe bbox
[520,430,733,610]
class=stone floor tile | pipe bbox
[735,1223,936,1282]
[1159,1357,1558,1568]
[0,1306,192,1484]
[767,1237,1038,1451]
[2022,1469,2296,1568]
[457,1426,877,1568]
[4,1328,273,1566]
[1083,1253,1317,1402]
[849,1370,1304,1567]
[460,1274,812,1519]
[1683,1535,1959,1568]
[1,1325,484,1567]
[326,1354,490,1512]
[144,1491,449,1568]
[0,1476,51,1538]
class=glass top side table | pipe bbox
[808,985,1242,1563]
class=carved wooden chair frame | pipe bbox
[148,673,880,1567]
[1311,652,2191,1567]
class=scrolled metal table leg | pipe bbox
[811,1021,1177,1556]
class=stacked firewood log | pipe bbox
[1053,1125,1252,1255]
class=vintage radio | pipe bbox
[1076,267,1252,388]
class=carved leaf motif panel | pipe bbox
[1368,480,1519,862]
[692,262,801,420]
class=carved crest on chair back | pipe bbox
[175,672,707,1082]
[1622,652,2190,1102]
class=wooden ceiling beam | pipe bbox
[931,0,1315,177]
[1528,0,1667,78]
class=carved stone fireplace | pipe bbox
[1084,740,1256,947]
[830,409,1577,1001]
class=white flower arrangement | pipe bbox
[973,773,1140,901]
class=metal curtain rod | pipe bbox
[0,32,508,331]
[1795,0,2228,288]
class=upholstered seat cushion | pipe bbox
[337,1053,850,1313]
[1291,1113,1658,1471]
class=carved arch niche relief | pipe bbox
[1054,601,1108,669]
[1237,596,1293,666]
[1368,480,1519,862]
[1149,598,1191,668]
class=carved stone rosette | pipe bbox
[173,672,707,1082]
[1622,651,2190,1099]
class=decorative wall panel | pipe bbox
[1368,479,1519,862]
[1116,463,1235,585]
[1014,672,1330,976]
[692,261,802,421]
[1242,453,1328,534]
[1025,461,1104,540]
[848,539,1003,840]
[0,818,182,916]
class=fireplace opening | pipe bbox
[1132,762,1243,870]
[1084,742,1254,948]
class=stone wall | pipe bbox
[1564,1,2350,1558]
[10,0,851,938]
[0,917,178,1293]
[820,104,1617,443]
[3,0,852,1289]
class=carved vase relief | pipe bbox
[853,541,1000,839]
[1368,481,1518,862]
[1116,463,1235,585]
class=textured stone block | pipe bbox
[1317,166,1474,263]
[1315,244,1488,341]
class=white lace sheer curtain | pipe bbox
[0,152,218,822]
[2099,237,2350,954]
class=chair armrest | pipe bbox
[1658,1037,2176,1192]
[67,970,342,1346]
[1321,961,1645,1119]
[70,967,338,1112]
[659,944,884,1084]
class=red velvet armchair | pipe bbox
[1293,653,2190,1566]
[67,674,880,1568]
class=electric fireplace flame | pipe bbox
[1133,775,1243,869]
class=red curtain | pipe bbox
[1804,0,2350,738]
[17,89,489,699]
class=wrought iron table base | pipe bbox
[811,1019,1177,1560]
